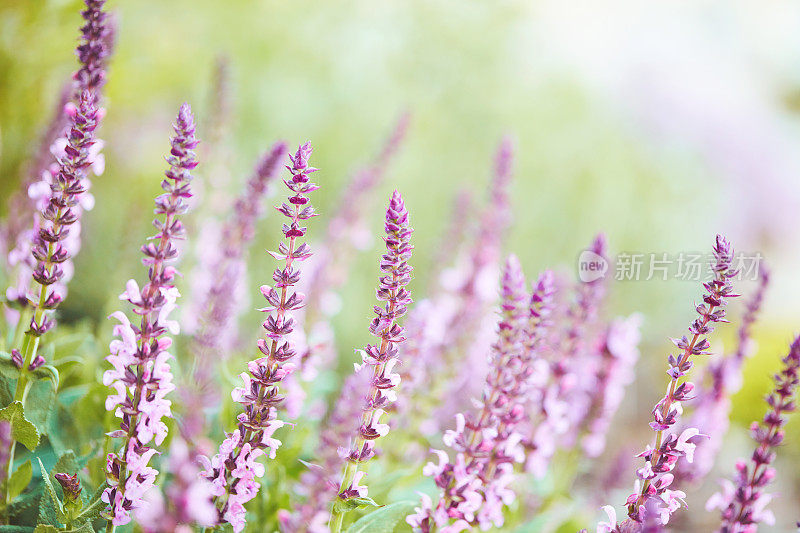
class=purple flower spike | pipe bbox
[200,143,319,533]
[617,235,738,527]
[102,103,197,526]
[183,141,288,440]
[3,0,112,317]
[707,335,800,532]
[409,259,556,532]
[295,113,410,384]
[75,0,113,102]
[19,90,98,354]
[675,265,770,485]
[328,190,413,532]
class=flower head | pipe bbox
[201,143,319,532]
[103,103,197,525]
[709,335,800,531]
[618,235,738,526]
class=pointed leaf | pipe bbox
[25,377,57,434]
[30,365,59,390]
[6,460,33,501]
[332,495,381,515]
[0,401,40,451]
[74,481,107,524]
[37,457,66,525]
[345,501,418,533]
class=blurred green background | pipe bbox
[2,0,800,529]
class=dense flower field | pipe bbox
[1,2,798,532]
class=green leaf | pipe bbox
[34,526,61,533]
[332,495,381,515]
[37,457,66,526]
[25,376,57,434]
[30,364,59,390]
[65,523,95,533]
[6,460,33,501]
[52,450,78,477]
[6,486,44,524]
[73,481,107,524]
[0,401,40,451]
[345,501,418,533]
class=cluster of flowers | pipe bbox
[102,103,198,526]
[197,143,320,532]
[3,2,800,533]
[407,256,555,531]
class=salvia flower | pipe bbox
[409,258,555,532]
[707,335,800,532]
[55,472,82,502]
[74,0,113,103]
[102,103,197,526]
[9,91,98,390]
[675,266,769,485]
[619,235,738,526]
[182,141,288,441]
[296,113,410,385]
[328,190,413,532]
[199,143,319,533]
[3,0,111,323]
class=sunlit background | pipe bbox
[2,0,800,529]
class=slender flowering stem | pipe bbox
[200,143,319,533]
[3,0,111,324]
[707,335,800,532]
[329,190,413,533]
[102,104,197,527]
[620,235,738,525]
[408,260,556,532]
[11,91,98,404]
[181,141,287,441]
[675,266,769,485]
[296,114,410,380]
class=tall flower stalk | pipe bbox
[296,113,410,381]
[102,103,197,528]
[182,141,288,441]
[3,0,111,327]
[328,190,414,533]
[620,235,738,525]
[11,91,98,403]
[674,266,769,485]
[199,143,319,532]
[707,335,800,532]
[408,259,555,531]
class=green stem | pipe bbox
[329,461,358,533]
[105,519,115,533]
[3,440,16,508]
